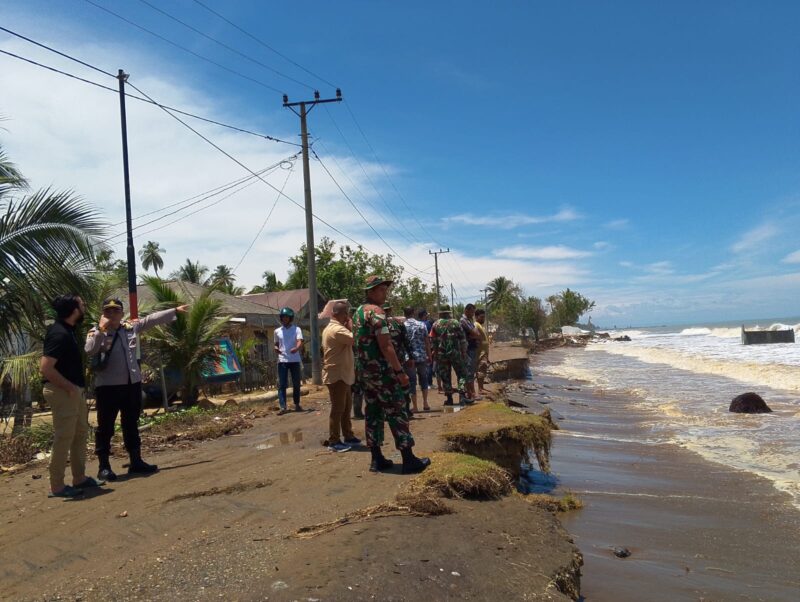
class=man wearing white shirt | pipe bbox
[274,307,305,414]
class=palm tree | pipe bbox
[141,277,229,404]
[172,258,209,284]
[0,141,103,433]
[139,240,165,278]
[486,276,522,309]
[208,264,236,290]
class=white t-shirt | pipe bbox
[274,325,304,363]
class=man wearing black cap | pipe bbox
[353,276,430,474]
[86,298,187,481]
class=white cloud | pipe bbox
[781,250,800,264]
[593,241,611,250]
[493,245,593,260]
[731,223,778,253]
[442,208,580,229]
[604,218,630,230]
[644,261,673,275]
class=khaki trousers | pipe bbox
[44,384,88,489]
[326,380,354,443]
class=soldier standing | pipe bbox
[383,303,414,415]
[353,276,430,474]
[430,305,470,406]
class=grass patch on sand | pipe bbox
[1,423,60,469]
[520,492,584,513]
[440,402,552,473]
[408,451,513,499]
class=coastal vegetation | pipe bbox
[408,451,513,499]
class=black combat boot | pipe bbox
[128,450,159,475]
[400,447,431,474]
[443,396,454,406]
[369,446,394,472]
[97,454,117,482]
[353,393,364,419]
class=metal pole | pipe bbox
[117,69,138,319]
[298,102,322,385]
[433,252,440,314]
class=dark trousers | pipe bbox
[278,362,302,409]
[95,382,142,457]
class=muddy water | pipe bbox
[511,352,800,602]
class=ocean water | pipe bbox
[537,318,800,507]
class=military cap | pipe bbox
[102,297,124,311]
[364,275,394,290]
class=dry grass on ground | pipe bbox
[520,492,584,512]
[407,451,513,499]
[440,402,553,472]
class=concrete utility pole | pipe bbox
[450,283,455,309]
[428,248,449,315]
[117,69,138,319]
[283,89,342,385]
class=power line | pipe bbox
[232,163,295,273]
[0,45,299,145]
[190,0,338,89]
[322,106,419,245]
[81,0,286,94]
[0,25,114,77]
[135,0,315,91]
[102,155,298,243]
[123,78,388,257]
[311,148,434,282]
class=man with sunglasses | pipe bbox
[86,298,187,481]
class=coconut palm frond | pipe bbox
[0,352,40,392]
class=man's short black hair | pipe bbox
[475,308,486,317]
[403,306,414,318]
[51,294,81,320]
[465,303,476,311]
[417,308,428,320]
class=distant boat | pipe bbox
[741,326,795,345]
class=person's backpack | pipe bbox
[90,328,120,372]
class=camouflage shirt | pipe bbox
[430,318,467,359]
[387,318,411,364]
[353,303,391,379]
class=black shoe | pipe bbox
[294,405,304,412]
[369,446,394,472]
[98,467,117,482]
[401,450,431,475]
[443,398,454,406]
[128,458,159,475]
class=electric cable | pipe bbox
[0,45,299,145]
[311,148,435,282]
[135,0,315,91]
[190,0,338,89]
[81,0,286,94]
[232,162,295,273]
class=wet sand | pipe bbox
[522,349,800,601]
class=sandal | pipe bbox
[48,485,84,499]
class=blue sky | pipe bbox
[2,1,799,326]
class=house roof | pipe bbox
[116,281,281,326]
[240,288,323,313]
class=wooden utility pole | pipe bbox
[283,89,342,385]
[428,248,449,314]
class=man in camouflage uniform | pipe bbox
[383,303,413,414]
[354,276,430,474]
[430,305,470,406]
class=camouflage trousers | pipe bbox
[362,380,414,450]
[436,355,467,397]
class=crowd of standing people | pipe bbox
[314,275,491,471]
[39,275,491,497]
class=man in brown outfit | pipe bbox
[322,301,360,452]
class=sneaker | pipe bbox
[48,485,84,499]
[277,408,288,416]
[343,436,362,446]
[75,476,105,489]
[98,467,117,482]
[328,442,351,453]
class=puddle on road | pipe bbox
[256,429,304,450]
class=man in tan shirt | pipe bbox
[322,301,360,452]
